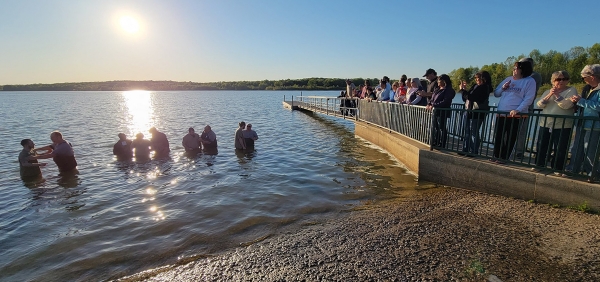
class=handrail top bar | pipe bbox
[296,96,364,99]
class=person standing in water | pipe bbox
[19,139,47,180]
[113,133,133,160]
[34,131,77,173]
[200,125,218,153]
[149,127,170,158]
[182,127,201,155]
[235,121,246,150]
[131,133,152,161]
[243,124,258,149]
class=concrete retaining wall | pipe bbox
[355,121,600,211]
[354,122,426,174]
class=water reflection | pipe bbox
[57,169,81,188]
[123,91,154,136]
[22,175,46,189]
[143,186,165,221]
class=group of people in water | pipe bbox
[343,60,600,179]
[19,60,600,181]
[19,122,259,181]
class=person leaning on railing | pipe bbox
[459,71,492,155]
[532,71,577,174]
[360,80,373,99]
[426,74,456,147]
[568,64,600,180]
[491,61,536,164]
[406,77,426,106]
[394,75,408,103]
[391,81,400,102]
[376,77,392,102]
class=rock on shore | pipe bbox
[121,187,600,281]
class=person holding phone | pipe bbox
[532,71,577,174]
[568,64,600,179]
[490,61,536,163]
[426,74,455,147]
[459,71,492,155]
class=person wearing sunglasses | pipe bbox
[568,64,600,180]
[532,71,577,175]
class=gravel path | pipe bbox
[119,187,600,281]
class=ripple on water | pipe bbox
[0,91,419,281]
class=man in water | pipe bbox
[149,127,170,158]
[242,123,258,149]
[113,133,133,160]
[131,133,152,161]
[234,121,246,150]
[200,125,218,153]
[19,139,47,180]
[182,127,201,155]
[34,131,77,173]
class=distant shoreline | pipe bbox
[0,78,364,92]
[0,89,336,92]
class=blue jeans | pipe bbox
[462,115,485,154]
[583,130,600,177]
[566,124,584,172]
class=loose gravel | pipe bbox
[119,187,600,282]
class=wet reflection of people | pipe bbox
[235,148,257,163]
[57,169,81,188]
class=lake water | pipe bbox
[0,91,421,281]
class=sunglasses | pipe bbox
[554,78,569,82]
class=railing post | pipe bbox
[388,102,392,132]
[355,98,358,121]
[430,108,435,150]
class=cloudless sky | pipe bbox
[0,0,597,85]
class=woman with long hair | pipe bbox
[427,74,455,147]
[459,71,492,155]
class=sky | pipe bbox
[0,0,597,85]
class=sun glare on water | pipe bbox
[120,16,139,33]
[123,90,154,135]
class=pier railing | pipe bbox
[291,96,600,181]
[293,96,359,120]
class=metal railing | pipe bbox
[294,96,358,120]
[289,96,600,182]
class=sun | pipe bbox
[120,16,139,33]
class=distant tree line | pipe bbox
[3,43,598,93]
[1,78,383,92]
[448,43,600,95]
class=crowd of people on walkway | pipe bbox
[18,122,259,181]
[340,61,600,180]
